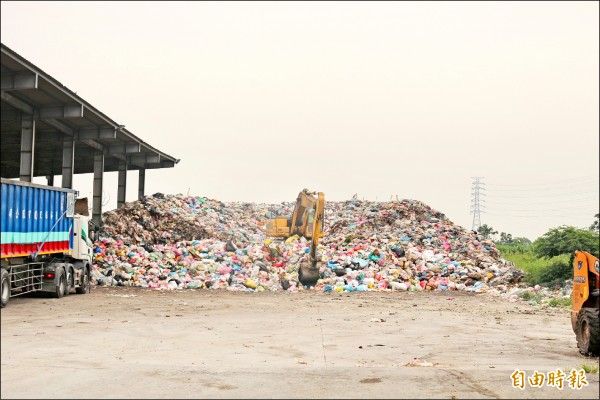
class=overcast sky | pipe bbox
[1,1,598,241]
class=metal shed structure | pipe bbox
[1,43,179,226]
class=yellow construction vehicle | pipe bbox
[266,189,325,286]
[571,250,599,356]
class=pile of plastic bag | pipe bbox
[92,193,565,302]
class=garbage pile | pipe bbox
[92,193,556,300]
[92,193,552,301]
[100,194,268,245]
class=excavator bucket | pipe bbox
[298,260,321,287]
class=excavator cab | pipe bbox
[266,189,325,286]
[571,250,599,356]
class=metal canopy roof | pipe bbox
[0,43,179,179]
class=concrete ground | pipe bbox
[1,287,598,399]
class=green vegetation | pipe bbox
[581,364,599,374]
[500,251,570,287]
[590,213,599,232]
[519,290,533,300]
[495,237,532,254]
[488,215,599,288]
[536,255,574,288]
[546,297,572,308]
[519,290,543,304]
[478,224,497,240]
[534,225,599,259]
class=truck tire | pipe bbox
[52,270,66,299]
[576,307,599,356]
[64,267,73,297]
[1,269,9,308]
[75,267,90,294]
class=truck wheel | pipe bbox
[1,269,9,308]
[576,308,600,356]
[64,268,72,297]
[52,270,65,299]
[75,267,90,294]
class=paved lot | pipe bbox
[1,287,598,399]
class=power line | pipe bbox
[484,206,596,216]
[485,212,596,218]
[486,183,598,191]
[480,214,595,233]
[485,175,599,188]
[484,199,598,207]
[486,189,598,197]
[484,195,597,202]
[468,175,598,238]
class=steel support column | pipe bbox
[19,114,35,182]
[62,138,74,189]
[117,161,127,209]
[138,168,145,200]
[92,153,104,227]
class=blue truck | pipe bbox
[1,178,93,307]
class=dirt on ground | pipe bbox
[1,287,598,399]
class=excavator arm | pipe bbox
[266,189,325,286]
[308,191,325,265]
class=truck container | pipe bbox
[1,178,93,307]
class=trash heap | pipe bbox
[100,193,268,244]
[92,193,548,301]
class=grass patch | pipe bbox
[581,364,599,374]
[519,291,543,304]
[546,297,572,308]
[500,252,571,287]
[519,290,533,300]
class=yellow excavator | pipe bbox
[571,250,599,356]
[266,189,325,286]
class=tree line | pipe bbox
[477,214,599,287]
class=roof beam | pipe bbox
[76,127,117,140]
[1,93,83,120]
[128,153,160,165]
[107,153,126,162]
[42,118,74,136]
[80,138,103,152]
[73,147,126,162]
[146,160,176,169]
[39,104,83,119]
[76,146,125,162]
[1,72,38,90]
[107,143,141,155]
[42,124,122,159]
[0,91,34,114]
[1,93,83,123]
